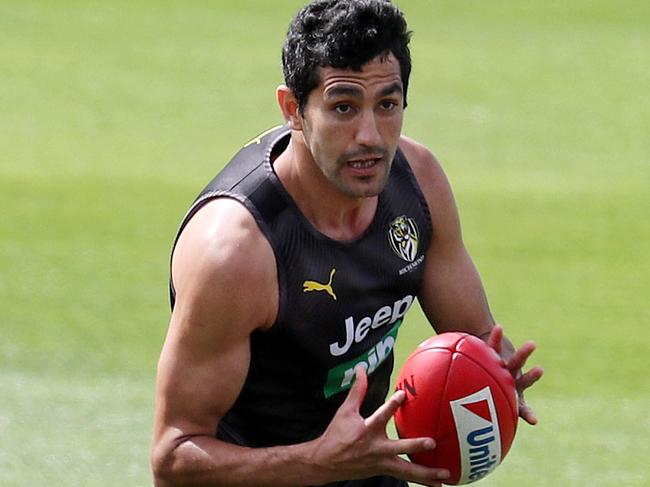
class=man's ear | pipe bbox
[276,85,303,131]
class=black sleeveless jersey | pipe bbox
[170,126,432,485]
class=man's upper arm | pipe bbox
[152,198,278,456]
[400,137,494,336]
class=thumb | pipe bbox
[342,365,368,412]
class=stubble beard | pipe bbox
[332,147,394,198]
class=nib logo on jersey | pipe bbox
[323,295,414,398]
[450,387,502,484]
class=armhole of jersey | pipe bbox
[169,126,291,320]
[168,191,286,330]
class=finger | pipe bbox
[342,364,368,412]
[486,325,503,354]
[388,456,450,486]
[506,341,537,373]
[519,400,539,425]
[516,365,544,391]
[387,436,436,456]
[365,389,406,429]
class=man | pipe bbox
[151,1,543,486]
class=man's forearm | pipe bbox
[153,434,328,487]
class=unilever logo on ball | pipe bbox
[450,387,502,484]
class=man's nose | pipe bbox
[355,110,382,148]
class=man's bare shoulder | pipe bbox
[172,197,278,330]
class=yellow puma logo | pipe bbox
[303,268,337,301]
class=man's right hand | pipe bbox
[308,366,450,486]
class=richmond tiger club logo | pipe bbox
[388,215,420,263]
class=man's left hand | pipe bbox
[485,325,544,425]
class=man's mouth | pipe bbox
[348,157,382,169]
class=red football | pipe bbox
[394,332,518,485]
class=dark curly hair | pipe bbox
[282,0,412,112]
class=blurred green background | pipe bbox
[1,1,648,485]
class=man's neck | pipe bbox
[273,137,378,241]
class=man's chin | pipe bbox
[339,177,389,199]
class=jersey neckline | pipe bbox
[262,126,387,248]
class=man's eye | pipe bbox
[381,100,397,111]
[335,104,352,114]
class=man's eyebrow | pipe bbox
[378,82,403,98]
[324,82,404,100]
[323,85,363,99]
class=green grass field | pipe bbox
[1,1,648,485]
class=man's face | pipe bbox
[298,54,404,199]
